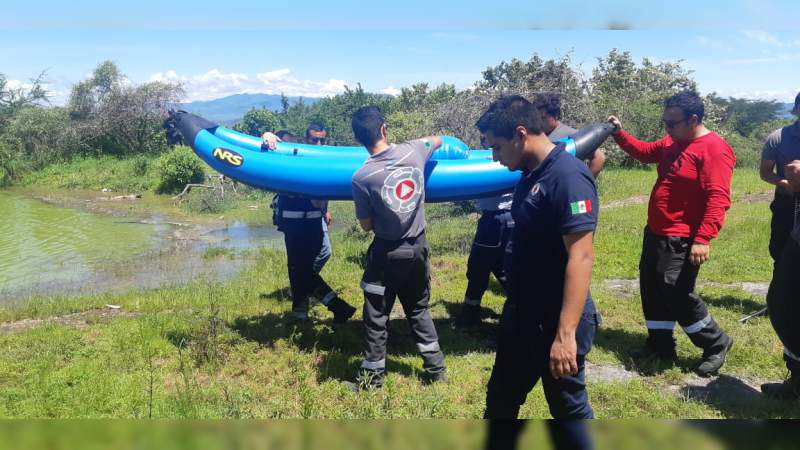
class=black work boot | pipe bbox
[419,368,449,385]
[327,297,357,324]
[344,369,384,392]
[696,333,734,377]
[635,331,678,361]
[761,374,800,400]
[454,303,482,328]
[288,308,310,323]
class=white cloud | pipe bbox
[148,68,348,102]
[381,86,401,96]
[710,88,798,102]
[256,68,291,82]
[741,30,800,48]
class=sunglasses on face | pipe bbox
[307,137,327,145]
[662,118,687,129]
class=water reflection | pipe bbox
[0,192,282,303]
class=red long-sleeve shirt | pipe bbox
[613,129,736,245]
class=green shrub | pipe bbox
[3,106,82,170]
[723,132,762,168]
[0,141,22,186]
[155,145,205,194]
[131,154,151,177]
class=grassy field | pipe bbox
[0,168,797,419]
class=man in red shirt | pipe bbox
[607,90,735,377]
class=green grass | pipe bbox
[202,247,237,260]
[0,167,794,419]
[20,155,159,193]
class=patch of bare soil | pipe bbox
[0,306,140,335]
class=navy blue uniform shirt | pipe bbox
[505,143,599,333]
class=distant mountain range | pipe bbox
[181,93,320,125]
[779,102,795,119]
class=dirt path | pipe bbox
[602,278,770,299]
[0,306,140,335]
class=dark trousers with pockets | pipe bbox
[283,220,336,315]
[465,210,513,305]
[360,233,445,382]
[769,194,797,266]
[485,299,598,420]
[768,233,800,374]
[484,297,597,449]
[639,227,725,353]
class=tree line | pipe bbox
[0,50,790,187]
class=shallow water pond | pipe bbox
[0,191,282,302]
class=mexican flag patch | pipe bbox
[570,200,592,215]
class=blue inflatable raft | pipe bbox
[168,111,612,202]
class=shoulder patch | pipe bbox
[570,200,593,215]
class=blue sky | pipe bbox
[2,1,799,104]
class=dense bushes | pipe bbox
[248,50,785,169]
[155,145,205,194]
[0,61,182,185]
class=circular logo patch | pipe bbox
[382,167,423,214]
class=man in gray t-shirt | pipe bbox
[762,158,800,399]
[346,106,447,390]
[760,92,800,264]
[351,139,433,241]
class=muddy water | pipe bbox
[0,192,282,303]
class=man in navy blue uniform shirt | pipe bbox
[480,96,599,450]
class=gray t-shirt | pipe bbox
[549,123,578,142]
[352,139,435,240]
[763,122,800,189]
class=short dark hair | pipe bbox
[476,95,544,139]
[664,90,705,122]
[305,122,325,138]
[275,130,301,143]
[351,106,385,148]
[533,93,562,120]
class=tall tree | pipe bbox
[0,71,49,131]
